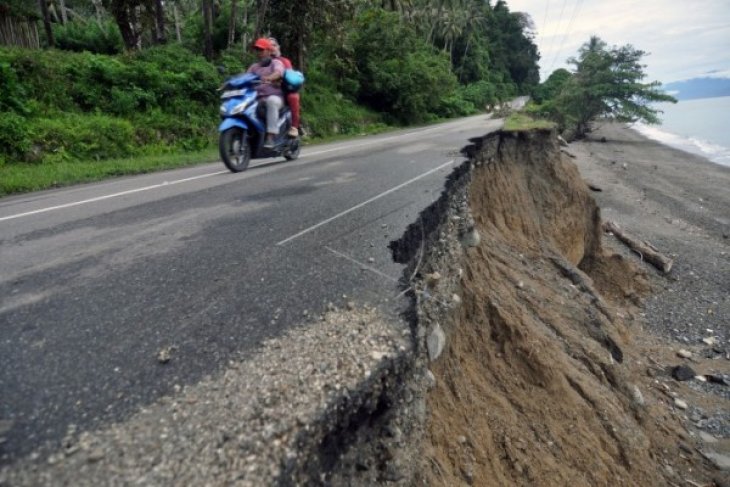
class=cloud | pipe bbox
[506,0,730,83]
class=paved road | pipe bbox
[0,114,501,463]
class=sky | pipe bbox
[504,0,730,84]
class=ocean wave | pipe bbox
[631,123,730,167]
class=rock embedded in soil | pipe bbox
[672,365,697,381]
[427,324,446,361]
[677,349,693,359]
[674,398,689,410]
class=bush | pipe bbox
[352,10,459,124]
[133,109,215,151]
[30,114,136,162]
[54,20,123,55]
[0,112,33,162]
[0,61,28,114]
[434,92,476,119]
[301,82,386,137]
[461,81,498,110]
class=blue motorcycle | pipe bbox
[218,73,300,172]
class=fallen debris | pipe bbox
[603,220,674,273]
[156,346,175,364]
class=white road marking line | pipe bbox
[276,159,455,246]
[300,125,444,159]
[0,121,466,224]
[0,171,227,223]
[324,246,398,282]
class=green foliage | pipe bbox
[548,36,677,136]
[53,20,124,55]
[0,112,33,162]
[0,0,40,19]
[29,114,136,162]
[485,2,540,93]
[461,81,498,109]
[0,45,221,164]
[503,113,555,132]
[0,60,28,114]
[301,72,387,137]
[0,0,544,190]
[351,10,462,124]
[531,68,571,103]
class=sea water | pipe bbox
[631,95,730,167]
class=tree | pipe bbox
[103,0,142,50]
[553,36,676,137]
[227,0,237,48]
[267,0,358,70]
[38,0,55,46]
[532,68,571,103]
[154,0,166,44]
[201,0,213,59]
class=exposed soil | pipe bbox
[2,124,727,486]
[398,128,729,486]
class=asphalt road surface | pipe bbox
[0,114,501,463]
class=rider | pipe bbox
[246,37,285,148]
[268,37,301,138]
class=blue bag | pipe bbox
[283,69,305,93]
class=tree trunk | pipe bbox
[38,0,54,47]
[202,0,214,60]
[603,221,674,273]
[254,0,269,38]
[241,0,249,55]
[227,0,237,49]
[91,0,103,28]
[59,0,68,25]
[173,1,182,43]
[154,0,166,44]
[109,1,140,51]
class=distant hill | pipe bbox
[662,77,730,100]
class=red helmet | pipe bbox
[253,38,273,50]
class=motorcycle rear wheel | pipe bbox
[220,128,251,172]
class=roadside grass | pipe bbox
[0,118,437,197]
[0,148,219,197]
[503,112,555,132]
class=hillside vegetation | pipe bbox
[0,0,540,194]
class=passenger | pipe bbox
[269,37,301,138]
[246,37,285,148]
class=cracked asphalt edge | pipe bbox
[0,307,414,486]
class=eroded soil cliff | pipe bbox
[393,129,727,486]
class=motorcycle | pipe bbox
[218,73,300,173]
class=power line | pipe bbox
[548,0,584,74]
[543,0,568,75]
[541,0,550,39]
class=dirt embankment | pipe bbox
[3,127,727,486]
[392,129,727,486]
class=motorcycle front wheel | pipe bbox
[220,128,251,172]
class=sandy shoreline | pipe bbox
[572,123,730,437]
